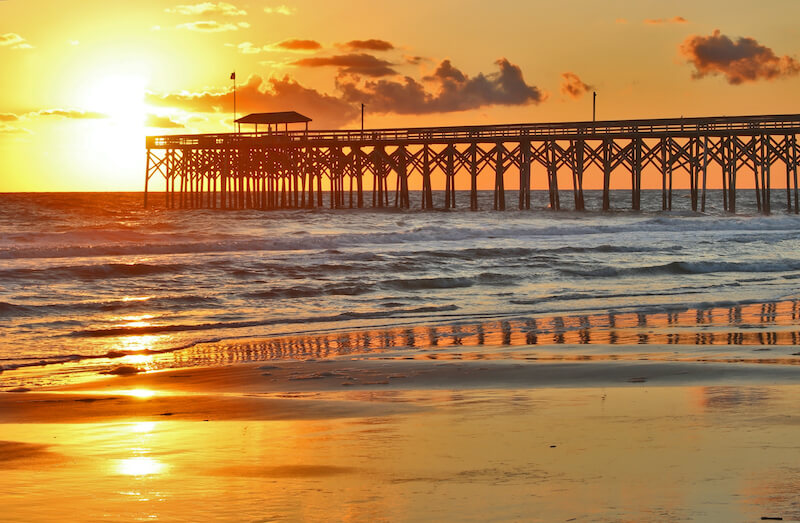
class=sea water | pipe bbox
[2,190,800,387]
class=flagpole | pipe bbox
[232,71,237,133]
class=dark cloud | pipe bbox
[644,16,687,25]
[274,39,322,51]
[291,53,397,77]
[166,2,246,16]
[560,72,592,99]
[37,109,108,119]
[341,39,394,52]
[680,29,800,84]
[404,55,428,65]
[146,114,185,129]
[337,58,544,114]
[146,75,359,128]
[0,113,19,122]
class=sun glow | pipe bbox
[80,74,148,125]
[117,456,166,477]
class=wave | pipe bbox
[0,262,187,281]
[5,212,800,260]
[562,259,800,278]
[68,304,461,338]
[0,295,218,319]
[244,282,374,300]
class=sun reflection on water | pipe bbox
[112,388,157,399]
[117,457,166,477]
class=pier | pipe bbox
[145,113,800,214]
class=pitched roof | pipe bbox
[235,111,312,124]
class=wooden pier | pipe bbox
[145,113,800,214]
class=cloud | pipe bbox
[680,29,800,84]
[146,114,185,129]
[0,33,33,50]
[234,42,264,54]
[273,39,322,51]
[264,5,295,15]
[36,109,108,119]
[644,16,688,25]
[0,124,31,135]
[340,39,394,52]
[560,72,592,99]
[166,2,246,16]
[291,53,397,77]
[405,55,429,65]
[615,18,627,25]
[176,20,245,32]
[147,75,359,128]
[337,58,544,114]
[0,113,19,122]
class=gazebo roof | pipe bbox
[235,111,312,124]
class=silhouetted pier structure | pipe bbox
[145,113,800,214]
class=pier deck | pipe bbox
[145,114,800,213]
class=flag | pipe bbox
[230,72,236,80]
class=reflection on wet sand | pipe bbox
[161,299,800,370]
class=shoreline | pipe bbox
[3,356,800,424]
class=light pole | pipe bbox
[361,103,365,132]
[592,91,596,123]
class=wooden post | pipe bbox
[574,139,585,211]
[761,134,770,214]
[660,138,667,211]
[701,135,708,212]
[421,145,433,209]
[729,137,737,214]
[632,138,641,211]
[356,147,364,208]
[375,147,384,208]
[470,144,478,211]
[144,150,151,209]
[494,142,505,211]
[689,139,697,212]
[602,139,611,211]
[785,136,793,213]
[668,141,673,211]
[721,137,729,212]
[793,134,799,214]
[307,150,315,208]
[519,140,531,210]
[446,145,455,208]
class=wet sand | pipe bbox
[2,352,800,521]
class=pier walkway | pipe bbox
[145,113,800,214]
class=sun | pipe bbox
[81,73,147,125]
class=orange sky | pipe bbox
[2,0,800,191]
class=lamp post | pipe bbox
[592,91,596,123]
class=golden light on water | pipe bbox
[116,456,166,477]
[128,421,157,434]
[121,296,152,303]
[114,388,157,399]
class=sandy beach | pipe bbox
[2,350,800,521]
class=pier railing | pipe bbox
[148,114,800,149]
[145,113,800,215]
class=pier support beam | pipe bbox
[519,140,531,210]
[494,142,505,211]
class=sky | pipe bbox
[2,0,800,191]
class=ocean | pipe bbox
[2,190,800,388]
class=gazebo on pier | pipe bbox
[235,111,312,134]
